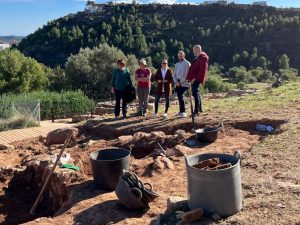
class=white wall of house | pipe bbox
[0,43,10,51]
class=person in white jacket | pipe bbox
[173,51,191,118]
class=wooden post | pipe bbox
[51,108,54,123]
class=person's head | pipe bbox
[161,59,168,69]
[139,59,147,69]
[117,59,125,69]
[193,45,202,57]
[178,51,185,61]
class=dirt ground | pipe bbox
[0,95,300,225]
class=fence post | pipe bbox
[51,107,55,123]
[38,100,41,127]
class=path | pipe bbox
[0,119,73,145]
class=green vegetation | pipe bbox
[18,4,300,72]
[0,90,94,121]
[0,116,38,132]
[65,43,138,98]
[204,79,300,114]
[0,49,50,94]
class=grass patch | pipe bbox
[0,115,39,132]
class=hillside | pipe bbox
[18,4,300,69]
[0,36,24,44]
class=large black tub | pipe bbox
[90,148,130,191]
[195,126,221,143]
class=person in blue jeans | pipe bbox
[153,59,173,118]
[187,45,209,116]
[111,59,132,118]
[173,51,191,118]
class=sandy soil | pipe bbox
[0,107,299,225]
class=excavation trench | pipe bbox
[0,162,80,225]
[0,118,287,224]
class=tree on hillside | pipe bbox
[0,49,49,94]
[278,54,290,69]
[65,44,138,98]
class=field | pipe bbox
[0,80,299,225]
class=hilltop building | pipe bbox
[85,1,105,13]
[203,0,228,5]
[253,1,267,6]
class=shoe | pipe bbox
[163,113,168,118]
[177,112,187,118]
[152,113,158,118]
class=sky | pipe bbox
[0,0,300,36]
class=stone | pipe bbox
[181,208,204,223]
[174,145,193,156]
[118,135,133,143]
[94,106,114,115]
[278,181,300,194]
[72,115,91,123]
[46,128,78,146]
[167,196,188,212]
[0,143,15,150]
[153,156,174,171]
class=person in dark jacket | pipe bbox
[153,59,173,118]
[111,59,132,118]
[186,45,209,116]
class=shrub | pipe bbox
[237,82,248,90]
[0,115,38,132]
[0,90,94,121]
[204,75,230,93]
[278,68,298,81]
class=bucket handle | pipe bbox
[132,188,143,200]
[184,154,188,166]
[144,182,153,190]
[234,150,242,165]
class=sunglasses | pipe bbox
[162,63,167,65]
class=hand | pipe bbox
[111,87,115,94]
[163,80,168,83]
[190,79,196,84]
[158,80,162,83]
[176,82,180,87]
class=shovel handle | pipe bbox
[188,83,195,128]
[30,130,74,215]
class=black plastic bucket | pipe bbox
[195,126,221,143]
[185,152,242,216]
[90,148,130,191]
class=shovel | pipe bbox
[188,82,195,132]
[30,130,74,215]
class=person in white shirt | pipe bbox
[173,51,191,118]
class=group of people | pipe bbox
[111,45,209,118]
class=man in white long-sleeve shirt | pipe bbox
[173,51,191,118]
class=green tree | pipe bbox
[0,49,49,94]
[278,54,290,69]
[65,44,137,98]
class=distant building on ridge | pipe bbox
[253,1,267,6]
[85,1,105,13]
[0,41,10,51]
[203,0,228,5]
